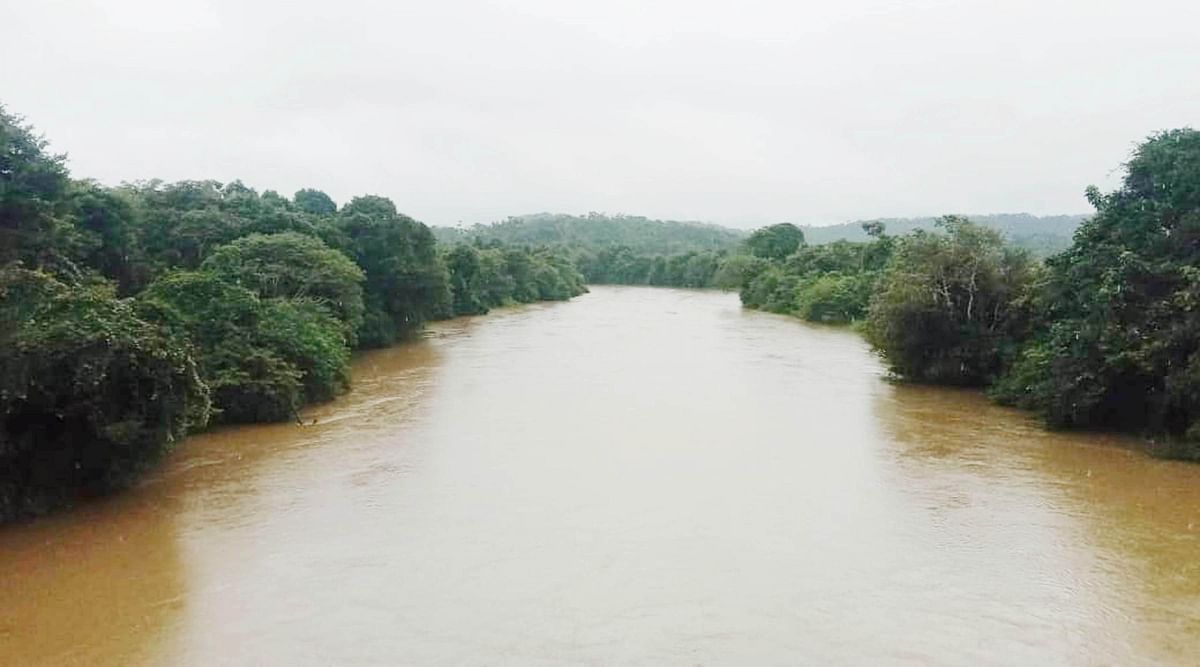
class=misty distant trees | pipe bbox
[433,212,746,255]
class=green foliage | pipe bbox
[0,105,78,274]
[745,223,805,260]
[293,188,337,215]
[530,247,587,300]
[575,246,727,288]
[477,247,517,306]
[65,181,145,294]
[992,129,1200,455]
[435,212,741,290]
[256,298,351,404]
[803,213,1085,256]
[137,271,350,423]
[865,216,1037,385]
[326,195,451,346]
[433,212,745,255]
[794,273,875,323]
[201,232,365,344]
[0,268,209,521]
[711,254,768,289]
[442,241,586,315]
[122,179,318,281]
[740,266,796,312]
[738,236,894,323]
[444,244,488,315]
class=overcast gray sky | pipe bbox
[3,0,1197,228]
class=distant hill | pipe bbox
[432,213,747,255]
[802,213,1088,255]
[434,212,1088,257]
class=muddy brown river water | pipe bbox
[1,287,1198,665]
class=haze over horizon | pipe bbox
[3,0,1196,229]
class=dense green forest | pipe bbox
[728,130,1200,460]
[434,213,743,287]
[0,105,585,522]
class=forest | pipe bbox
[0,105,585,522]
[434,212,741,287]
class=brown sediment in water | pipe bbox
[1,287,1197,665]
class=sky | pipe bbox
[2,0,1197,228]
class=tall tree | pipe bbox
[327,195,450,346]
[866,216,1036,385]
[0,105,74,272]
[994,129,1200,456]
[294,188,337,216]
[745,223,805,260]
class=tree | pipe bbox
[503,247,539,303]
[66,181,146,294]
[477,247,516,305]
[795,273,873,323]
[865,216,1036,385]
[202,232,365,343]
[0,105,76,272]
[327,195,450,346]
[444,244,488,315]
[993,129,1200,457]
[861,220,886,238]
[294,188,337,215]
[137,271,350,423]
[256,297,352,403]
[712,254,768,289]
[745,223,805,260]
[125,180,317,278]
[0,268,209,520]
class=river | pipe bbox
[1,287,1198,665]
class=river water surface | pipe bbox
[1,287,1198,665]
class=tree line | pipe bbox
[728,130,1200,461]
[433,212,745,255]
[799,213,1085,256]
[0,106,585,522]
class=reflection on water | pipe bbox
[0,287,1197,664]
